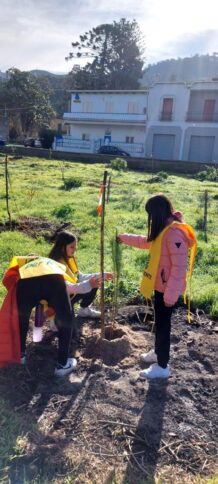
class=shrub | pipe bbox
[9,127,18,141]
[196,166,218,182]
[110,157,127,171]
[39,127,56,149]
[53,204,74,219]
[63,177,82,190]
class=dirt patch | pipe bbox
[0,217,77,241]
[0,307,217,483]
[83,324,134,365]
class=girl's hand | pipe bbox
[89,275,102,288]
[117,234,124,243]
[104,272,113,281]
[164,302,174,307]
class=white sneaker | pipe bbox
[54,358,77,377]
[141,349,157,363]
[21,353,26,365]
[77,306,101,319]
[140,363,170,380]
[49,320,58,332]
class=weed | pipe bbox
[62,177,82,190]
[110,157,128,171]
[196,166,218,182]
[52,204,74,219]
[148,171,169,183]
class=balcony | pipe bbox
[159,111,173,121]
[186,111,218,122]
[63,112,147,125]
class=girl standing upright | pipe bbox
[119,193,196,379]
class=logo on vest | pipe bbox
[143,271,152,280]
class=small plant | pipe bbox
[110,157,127,171]
[148,171,169,183]
[63,177,82,190]
[53,204,74,219]
[111,230,123,318]
[26,187,37,205]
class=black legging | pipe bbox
[70,288,98,309]
[154,291,175,368]
[16,274,75,366]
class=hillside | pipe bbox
[141,54,218,86]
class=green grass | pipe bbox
[0,399,32,474]
[0,156,217,316]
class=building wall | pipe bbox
[69,124,146,144]
[70,91,147,115]
[55,84,218,163]
[146,81,218,162]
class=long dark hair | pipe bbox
[145,193,174,241]
[48,230,77,263]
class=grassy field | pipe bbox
[0,154,217,483]
[0,153,217,317]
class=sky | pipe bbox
[0,0,218,74]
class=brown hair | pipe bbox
[145,193,174,241]
[48,230,77,263]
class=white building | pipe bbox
[54,90,148,158]
[54,81,218,163]
[146,80,218,162]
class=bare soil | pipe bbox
[0,216,77,241]
[0,306,217,483]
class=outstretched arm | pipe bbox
[118,233,150,249]
[66,274,102,295]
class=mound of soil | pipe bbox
[83,324,134,365]
[0,306,217,483]
[0,217,76,241]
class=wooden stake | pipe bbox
[203,190,208,243]
[100,170,108,338]
[106,175,111,203]
[5,155,11,228]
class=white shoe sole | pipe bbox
[54,358,77,377]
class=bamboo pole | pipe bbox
[100,170,108,338]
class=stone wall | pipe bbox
[1,145,217,174]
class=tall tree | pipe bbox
[0,68,55,135]
[66,18,145,90]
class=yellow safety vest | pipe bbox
[140,222,197,305]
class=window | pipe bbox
[82,102,92,112]
[126,136,134,143]
[105,102,113,113]
[203,99,215,121]
[161,98,173,121]
[128,102,139,114]
[82,133,90,141]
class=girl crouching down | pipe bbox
[48,230,113,319]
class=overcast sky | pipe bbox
[0,0,218,74]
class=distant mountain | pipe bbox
[0,70,7,80]
[30,69,66,79]
[141,54,218,86]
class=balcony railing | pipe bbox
[53,136,144,154]
[186,111,218,122]
[159,111,173,121]
[63,112,147,124]
[54,137,91,150]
